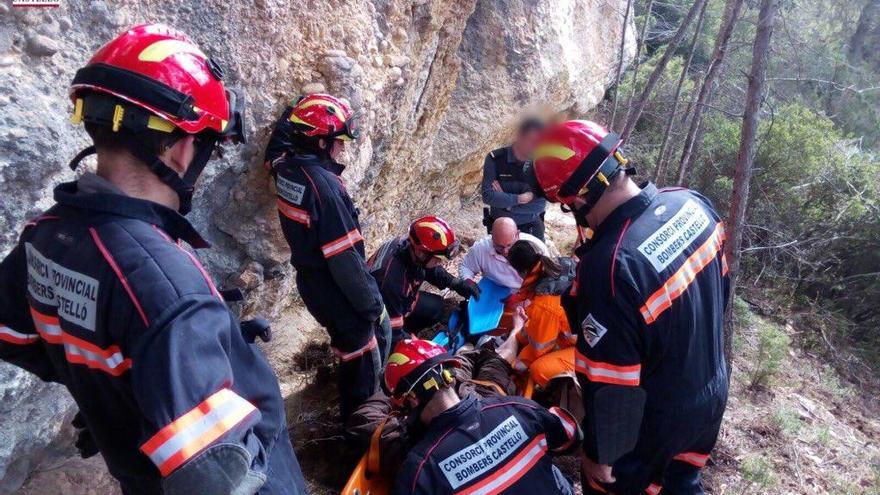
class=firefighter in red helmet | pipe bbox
[368,216,480,352]
[387,338,582,495]
[264,93,386,421]
[532,120,730,495]
[0,24,306,494]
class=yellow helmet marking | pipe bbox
[416,222,448,246]
[294,98,348,123]
[70,98,84,125]
[146,115,176,133]
[138,39,207,62]
[387,353,410,366]
[112,104,125,132]
[534,144,576,162]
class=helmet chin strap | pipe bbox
[68,136,216,215]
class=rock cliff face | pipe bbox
[0,0,633,492]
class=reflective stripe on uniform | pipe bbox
[456,434,548,495]
[30,307,132,375]
[673,451,709,468]
[639,223,726,325]
[0,324,40,345]
[321,229,364,258]
[390,316,405,329]
[548,406,578,451]
[645,483,662,494]
[332,335,377,362]
[141,388,258,476]
[575,351,640,386]
[277,199,310,226]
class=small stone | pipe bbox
[0,55,15,67]
[0,3,9,14]
[389,66,402,79]
[324,49,347,58]
[301,82,325,94]
[58,18,72,31]
[0,95,10,106]
[394,77,405,87]
[25,33,58,57]
[380,39,390,51]
[388,55,410,67]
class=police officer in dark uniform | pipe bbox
[0,24,307,494]
[481,118,547,241]
[532,121,730,495]
[368,216,480,351]
[385,338,582,495]
[265,93,386,420]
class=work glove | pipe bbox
[450,278,481,301]
[240,317,272,343]
[72,411,99,459]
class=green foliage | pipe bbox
[749,320,790,389]
[771,406,802,437]
[740,454,777,488]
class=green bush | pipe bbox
[740,454,777,489]
[749,321,791,389]
[771,406,802,437]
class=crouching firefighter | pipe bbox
[386,338,582,495]
[265,93,386,420]
[368,216,480,352]
[532,120,730,495]
[0,24,307,494]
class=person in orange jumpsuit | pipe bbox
[506,240,577,388]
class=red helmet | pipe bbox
[384,338,458,406]
[408,216,460,260]
[288,93,360,141]
[532,120,626,203]
[69,23,243,140]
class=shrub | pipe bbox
[740,454,777,489]
[749,321,791,389]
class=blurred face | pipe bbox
[413,245,444,268]
[515,129,542,158]
[329,138,346,160]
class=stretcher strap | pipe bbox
[366,417,389,476]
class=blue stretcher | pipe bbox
[433,278,512,352]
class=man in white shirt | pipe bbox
[459,217,548,289]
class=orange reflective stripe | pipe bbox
[30,307,131,375]
[640,223,726,324]
[333,335,377,362]
[721,252,729,275]
[276,199,310,226]
[455,434,548,495]
[673,451,709,468]
[321,229,364,258]
[575,351,641,386]
[548,406,579,451]
[645,483,662,495]
[0,325,39,345]
[587,476,608,493]
[141,389,257,476]
[390,316,405,329]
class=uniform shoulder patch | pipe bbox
[636,198,710,273]
[581,313,608,348]
[438,414,528,489]
[26,242,99,331]
[275,174,307,205]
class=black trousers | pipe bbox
[296,267,386,420]
[584,393,727,495]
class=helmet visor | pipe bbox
[221,87,247,144]
[331,109,362,141]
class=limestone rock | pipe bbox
[0,0,633,493]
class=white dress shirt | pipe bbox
[458,233,548,289]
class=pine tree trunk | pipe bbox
[620,0,707,143]
[623,0,655,127]
[676,0,746,184]
[724,0,781,365]
[654,0,709,184]
[610,0,634,129]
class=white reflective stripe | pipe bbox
[32,316,62,340]
[0,325,39,344]
[147,396,244,467]
[645,483,662,495]
[141,389,258,476]
[460,436,548,495]
[585,366,641,381]
[321,229,364,257]
[514,359,528,372]
[64,343,126,369]
[528,337,555,351]
[550,407,577,439]
[333,335,378,362]
[390,316,405,328]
